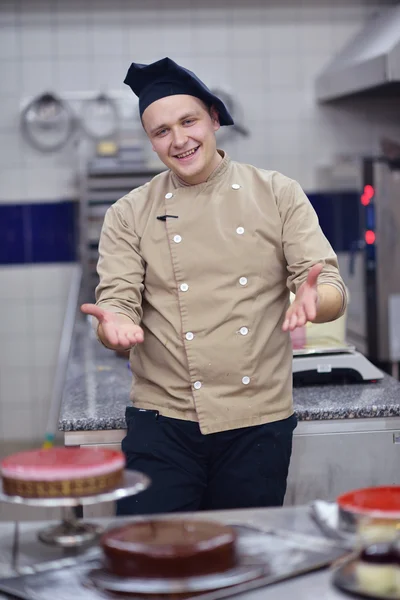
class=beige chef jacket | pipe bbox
[95,151,347,434]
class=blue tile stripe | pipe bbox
[0,201,77,265]
[0,192,359,265]
[307,192,360,253]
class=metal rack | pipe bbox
[78,159,163,303]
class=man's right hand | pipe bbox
[81,304,144,351]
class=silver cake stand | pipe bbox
[0,470,150,548]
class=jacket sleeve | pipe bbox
[276,177,348,315]
[95,199,145,325]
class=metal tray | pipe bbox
[0,524,348,600]
[87,562,266,595]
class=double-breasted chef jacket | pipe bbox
[95,151,347,434]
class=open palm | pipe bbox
[81,304,144,350]
[282,263,323,332]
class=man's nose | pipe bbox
[172,128,187,148]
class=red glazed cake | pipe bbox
[0,447,125,498]
[101,519,237,578]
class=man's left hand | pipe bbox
[282,263,323,331]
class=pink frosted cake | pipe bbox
[0,447,125,498]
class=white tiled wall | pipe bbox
[1,0,399,201]
[0,264,75,444]
[0,0,399,445]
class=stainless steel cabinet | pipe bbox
[285,417,400,505]
[65,417,400,516]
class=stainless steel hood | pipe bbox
[316,4,400,102]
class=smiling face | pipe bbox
[142,95,221,185]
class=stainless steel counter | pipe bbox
[0,505,350,599]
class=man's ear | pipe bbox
[210,106,221,132]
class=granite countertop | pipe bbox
[59,314,400,432]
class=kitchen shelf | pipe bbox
[79,160,163,302]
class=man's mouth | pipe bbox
[174,146,200,160]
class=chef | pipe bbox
[81,57,347,515]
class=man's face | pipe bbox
[142,95,221,185]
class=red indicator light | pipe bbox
[361,185,375,206]
[365,230,376,244]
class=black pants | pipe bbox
[117,407,297,516]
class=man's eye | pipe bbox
[183,119,194,125]
[156,129,168,137]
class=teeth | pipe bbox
[177,147,197,159]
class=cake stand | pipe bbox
[0,470,150,548]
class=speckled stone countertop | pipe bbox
[59,314,400,432]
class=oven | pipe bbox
[311,157,400,376]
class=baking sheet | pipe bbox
[0,525,348,600]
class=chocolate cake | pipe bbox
[101,519,237,578]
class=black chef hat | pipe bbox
[124,57,234,126]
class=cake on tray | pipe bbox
[101,519,238,578]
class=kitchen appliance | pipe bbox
[20,92,75,152]
[293,346,384,385]
[20,90,130,153]
[313,155,400,377]
[211,88,250,139]
[316,4,400,102]
[80,93,119,140]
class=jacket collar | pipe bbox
[170,149,230,190]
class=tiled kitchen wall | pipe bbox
[0,264,75,444]
[0,0,399,444]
